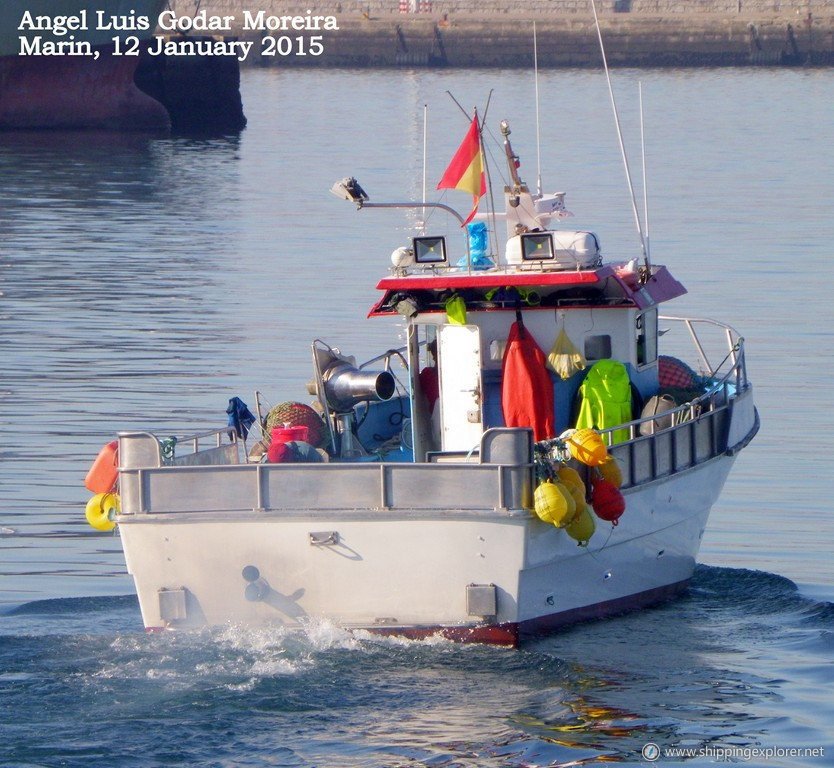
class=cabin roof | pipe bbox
[368,263,686,317]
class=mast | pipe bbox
[500,119,524,207]
[533,21,543,197]
[639,82,652,274]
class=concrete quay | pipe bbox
[167,1,834,67]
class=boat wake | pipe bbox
[1,566,832,767]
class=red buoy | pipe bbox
[590,478,625,525]
[84,440,119,494]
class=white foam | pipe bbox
[299,617,364,651]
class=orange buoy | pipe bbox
[85,440,119,493]
[566,428,608,466]
[591,479,626,525]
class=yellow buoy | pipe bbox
[597,455,623,488]
[553,482,576,524]
[565,503,596,546]
[566,428,608,466]
[533,481,576,528]
[557,465,583,492]
[85,493,119,531]
[557,466,587,508]
[565,482,586,511]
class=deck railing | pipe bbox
[117,427,533,517]
[118,427,240,471]
[117,317,756,515]
[600,315,754,489]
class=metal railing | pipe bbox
[118,427,240,469]
[118,427,533,517]
[117,318,755,513]
[599,316,753,489]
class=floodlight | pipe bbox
[521,232,555,261]
[330,177,369,203]
[413,236,447,264]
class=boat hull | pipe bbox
[118,451,735,646]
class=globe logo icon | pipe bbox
[642,743,660,761]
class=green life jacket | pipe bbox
[575,360,633,443]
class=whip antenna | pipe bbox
[590,0,648,271]
[534,21,542,196]
[478,96,501,263]
[639,82,652,272]
[422,103,428,232]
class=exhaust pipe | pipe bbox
[323,362,396,412]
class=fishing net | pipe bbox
[265,402,328,448]
[546,327,587,380]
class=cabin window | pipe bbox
[416,325,440,413]
[636,309,658,367]
[584,334,612,361]
[408,324,442,456]
[420,325,439,370]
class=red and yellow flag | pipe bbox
[437,115,486,225]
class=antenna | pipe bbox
[639,82,651,273]
[476,102,501,263]
[445,90,471,121]
[422,103,428,233]
[590,0,649,272]
[533,21,542,196]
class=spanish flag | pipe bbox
[437,115,486,225]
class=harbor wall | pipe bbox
[167,0,834,66]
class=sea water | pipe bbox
[1,68,832,767]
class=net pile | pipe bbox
[265,402,328,449]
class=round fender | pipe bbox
[85,493,119,531]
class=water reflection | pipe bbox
[2,67,833,609]
[0,130,247,602]
[2,66,834,768]
[1,567,831,766]
[508,566,827,763]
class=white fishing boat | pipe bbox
[82,106,758,645]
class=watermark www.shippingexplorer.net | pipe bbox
[641,743,826,762]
